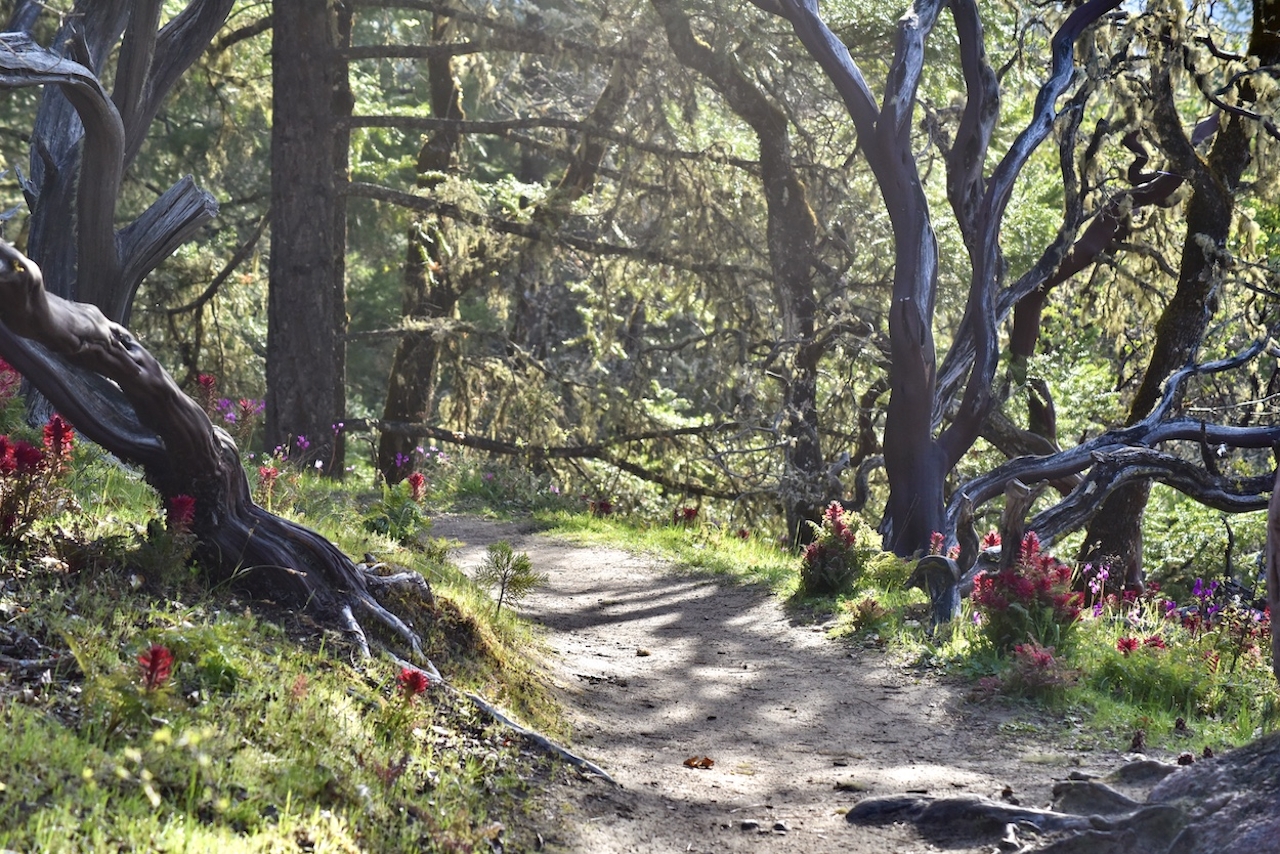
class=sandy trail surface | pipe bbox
[431,515,1130,853]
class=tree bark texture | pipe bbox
[0,242,424,655]
[1,2,232,324]
[268,0,351,472]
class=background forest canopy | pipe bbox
[0,0,1278,595]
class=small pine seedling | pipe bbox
[475,540,545,617]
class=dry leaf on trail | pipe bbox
[683,756,715,769]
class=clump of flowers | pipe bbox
[212,396,265,447]
[138,644,174,692]
[0,415,81,543]
[672,506,698,527]
[799,501,876,596]
[999,641,1079,699]
[928,530,960,559]
[397,666,432,703]
[970,531,1082,653]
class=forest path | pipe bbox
[430,514,1126,854]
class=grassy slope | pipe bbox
[0,451,566,853]
[2,444,1277,851]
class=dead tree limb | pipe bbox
[946,336,1280,537]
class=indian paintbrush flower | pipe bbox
[407,471,426,502]
[397,666,431,702]
[138,644,174,691]
[42,414,75,464]
[167,494,196,533]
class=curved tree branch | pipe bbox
[0,240,424,658]
[0,31,125,310]
[371,419,750,501]
[1028,448,1274,543]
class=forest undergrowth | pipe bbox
[0,364,1276,851]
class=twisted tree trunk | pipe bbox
[0,243,424,660]
[0,241,425,657]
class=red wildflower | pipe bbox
[12,440,41,474]
[1013,642,1057,668]
[1116,636,1140,656]
[0,358,20,400]
[167,494,196,533]
[1143,635,1167,650]
[590,497,613,516]
[802,540,827,566]
[675,506,699,525]
[195,373,217,414]
[0,436,14,475]
[1010,575,1037,603]
[258,465,279,486]
[397,666,431,702]
[1018,531,1042,565]
[138,644,174,691]
[736,528,750,540]
[980,529,1002,549]
[929,530,946,556]
[406,471,427,502]
[824,501,845,525]
[42,414,75,463]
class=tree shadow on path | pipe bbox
[433,516,1113,854]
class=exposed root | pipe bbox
[360,565,436,607]
[339,604,372,659]
[461,690,618,786]
[382,652,617,785]
[354,591,424,658]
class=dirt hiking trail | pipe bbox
[432,515,1135,854]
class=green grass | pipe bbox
[538,510,801,591]
[3,430,1279,851]
[0,447,566,853]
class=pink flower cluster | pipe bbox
[971,531,1081,623]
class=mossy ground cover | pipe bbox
[1,402,1277,851]
[0,436,568,853]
